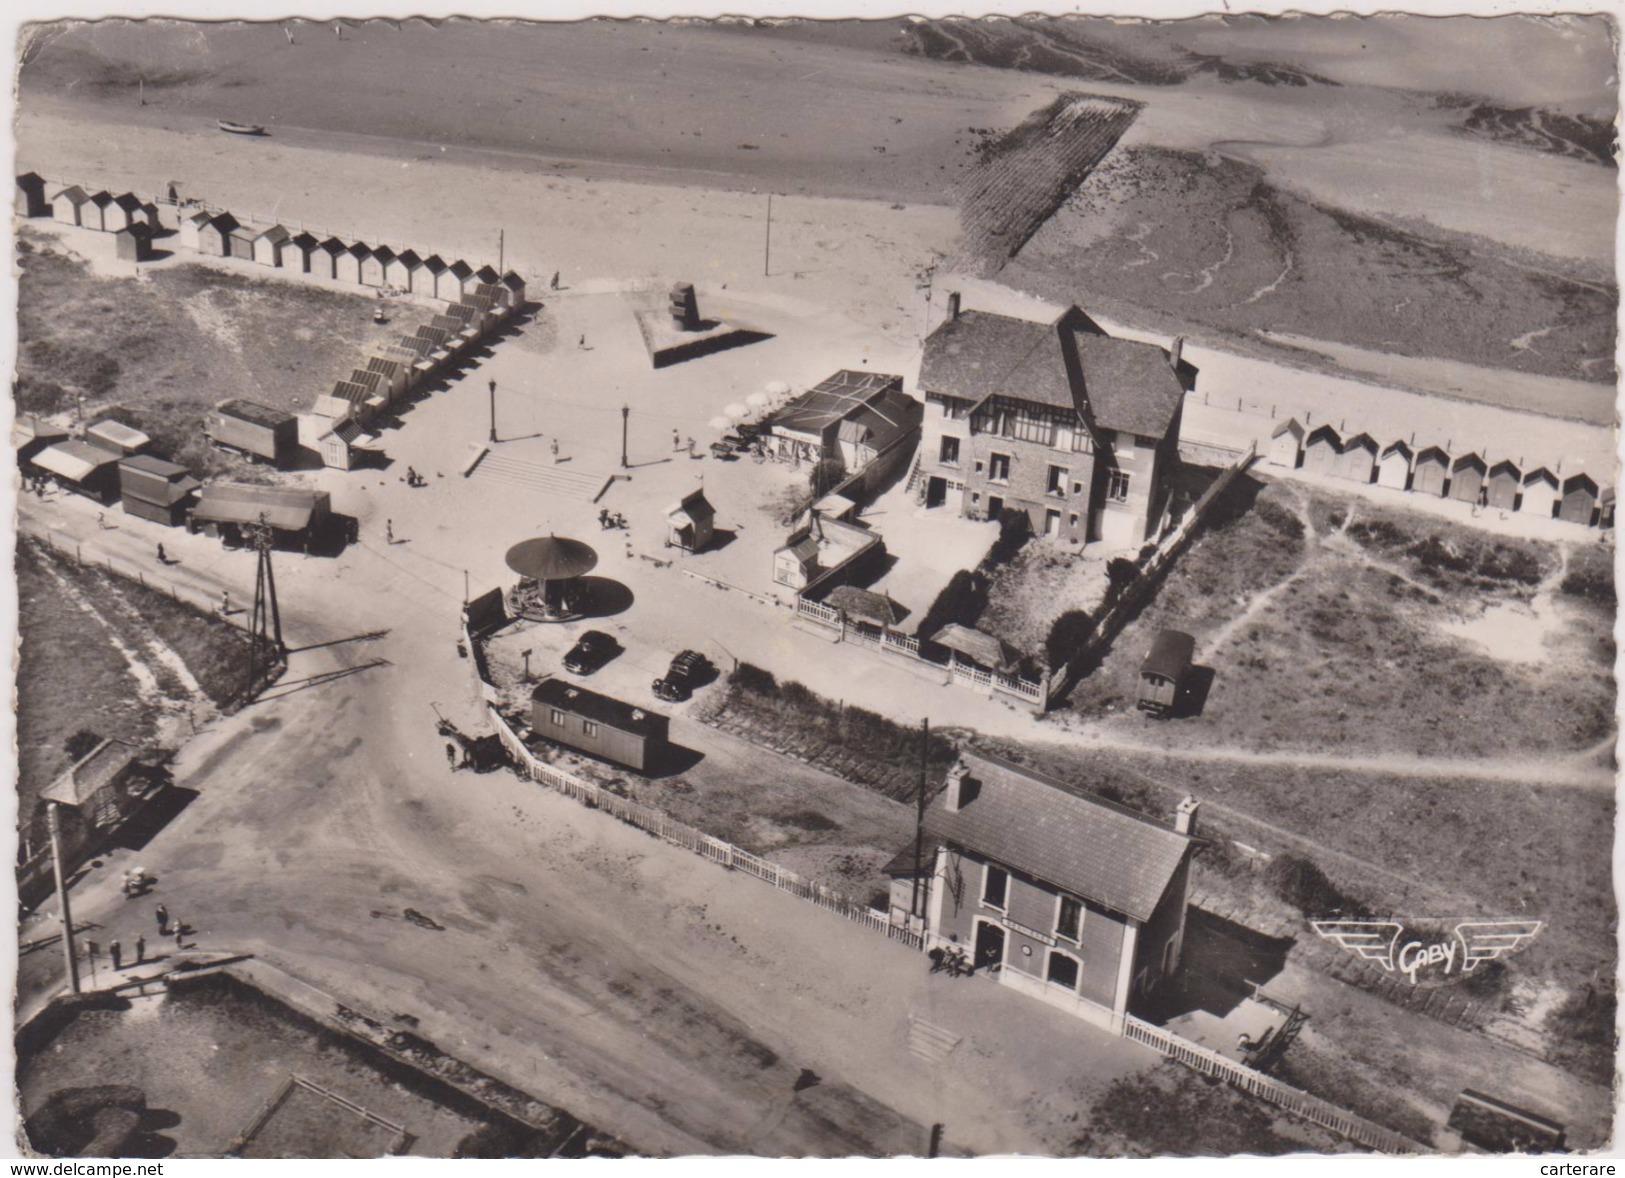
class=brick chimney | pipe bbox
[1168,335,1184,372]
[946,291,962,321]
[1174,796,1199,837]
[941,758,977,813]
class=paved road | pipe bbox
[17,456,1159,1158]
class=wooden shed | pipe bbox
[530,678,669,773]
[197,213,240,257]
[114,223,155,262]
[316,237,347,280]
[665,487,717,553]
[361,244,393,287]
[1302,425,1340,476]
[1449,453,1486,504]
[1336,433,1378,484]
[421,255,450,297]
[1412,446,1450,497]
[501,270,528,308]
[16,171,48,218]
[52,185,91,226]
[84,191,115,231]
[253,225,291,267]
[1267,418,1304,469]
[86,419,151,457]
[190,483,333,550]
[1138,628,1195,719]
[319,419,382,471]
[119,454,201,526]
[1560,473,1599,526]
[209,399,298,466]
[106,193,145,233]
[1520,468,1560,519]
[1377,441,1412,490]
[34,440,121,503]
[227,226,259,261]
[281,232,320,273]
[1485,460,1522,511]
[336,241,369,285]
[364,354,413,400]
[13,415,69,476]
[178,210,212,252]
[384,248,420,291]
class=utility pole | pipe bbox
[620,404,630,470]
[246,513,285,694]
[764,193,774,278]
[911,718,930,921]
[498,228,504,274]
[47,803,80,995]
[488,379,498,444]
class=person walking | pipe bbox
[219,591,231,615]
[156,543,167,564]
[550,271,560,291]
[385,519,395,544]
[673,429,682,451]
[445,742,458,770]
[686,437,697,458]
[155,904,169,935]
[175,926,186,951]
[135,935,146,964]
[110,940,122,970]
[551,438,561,464]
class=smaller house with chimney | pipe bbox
[901,751,1199,1032]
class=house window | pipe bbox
[989,453,1011,484]
[1107,471,1131,502]
[939,435,961,466]
[982,864,1008,909]
[974,460,985,475]
[549,708,565,725]
[1046,950,1080,990]
[1047,465,1067,496]
[1069,513,1079,528]
[1056,895,1083,941]
[583,721,599,737]
[1072,481,1084,495]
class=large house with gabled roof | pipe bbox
[917,300,1193,549]
[896,750,1199,1031]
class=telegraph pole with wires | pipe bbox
[245,512,286,692]
[911,718,931,922]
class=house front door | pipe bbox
[973,920,1006,974]
[1044,508,1061,537]
[926,476,947,509]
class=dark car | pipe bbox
[563,630,619,675]
[652,650,712,702]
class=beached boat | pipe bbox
[217,119,267,136]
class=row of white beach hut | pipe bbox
[1269,419,1612,528]
[175,209,520,303]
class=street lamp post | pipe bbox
[488,379,498,444]
[620,404,630,470]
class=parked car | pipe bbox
[563,630,619,675]
[652,650,712,702]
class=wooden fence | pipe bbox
[1042,442,1257,706]
[1122,1017,1423,1154]
[484,704,924,952]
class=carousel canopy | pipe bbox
[505,535,598,581]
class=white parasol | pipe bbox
[708,416,734,431]
[722,402,749,419]
[746,392,771,410]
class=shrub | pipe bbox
[729,662,778,696]
[1105,557,1138,605]
[980,507,1032,570]
[1546,982,1617,1087]
[1562,564,1616,607]
[1044,609,1096,667]
[64,729,103,761]
[1264,853,1361,917]
[809,457,847,498]
[915,569,988,642]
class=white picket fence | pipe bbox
[485,704,924,952]
[1122,1017,1423,1153]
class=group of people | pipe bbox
[86,899,191,975]
[671,431,698,457]
[597,508,628,531]
[23,473,51,497]
[927,944,972,978]
[404,466,428,488]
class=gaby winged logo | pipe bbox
[1311,919,1543,985]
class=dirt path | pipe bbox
[1200,485,1317,660]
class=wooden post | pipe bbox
[47,804,81,995]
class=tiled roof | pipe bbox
[924,751,1190,922]
[1072,332,1185,438]
[773,371,906,435]
[920,308,1185,438]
